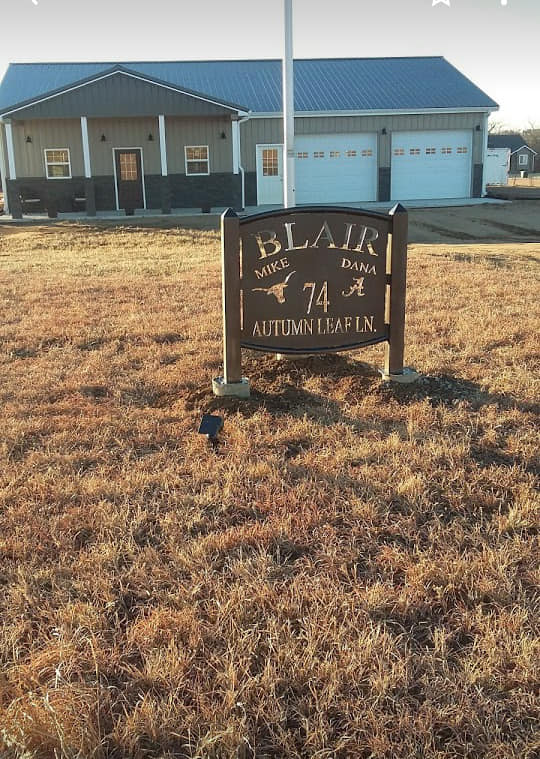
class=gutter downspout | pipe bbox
[482,110,497,197]
[0,119,9,215]
[237,113,251,211]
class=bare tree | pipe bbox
[488,119,509,134]
[522,120,540,152]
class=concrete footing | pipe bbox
[212,376,251,398]
[379,367,421,384]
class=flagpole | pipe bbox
[283,0,295,207]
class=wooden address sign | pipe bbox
[213,205,415,398]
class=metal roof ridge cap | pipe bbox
[3,55,447,65]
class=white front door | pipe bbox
[256,144,283,205]
[295,133,378,203]
[391,130,473,200]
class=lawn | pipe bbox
[0,222,538,758]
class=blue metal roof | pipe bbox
[0,57,498,115]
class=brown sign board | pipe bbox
[213,204,409,398]
[240,209,390,354]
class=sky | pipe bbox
[1,0,539,129]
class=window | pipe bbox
[393,148,404,156]
[44,149,71,179]
[262,148,279,176]
[409,148,420,156]
[345,150,357,158]
[361,149,373,157]
[330,151,341,158]
[185,145,209,175]
[519,154,528,166]
[457,146,468,154]
[425,147,436,155]
[297,151,308,159]
[119,153,138,180]
[441,147,452,155]
[313,151,325,158]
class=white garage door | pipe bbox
[391,130,473,201]
[295,133,378,204]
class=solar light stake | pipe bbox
[198,414,224,441]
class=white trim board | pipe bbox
[248,107,497,119]
[232,120,240,175]
[0,69,249,118]
[81,116,91,178]
[5,122,16,178]
[112,147,147,211]
[0,124,9,212]
[158,114,168,176]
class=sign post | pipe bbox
[212,209,251,398]
[382,203,418,381]
[213,205,418,397]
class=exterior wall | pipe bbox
[7,72,239,120]
[4,114,237,211]
[5,109,489,212]
[241,112,487,201]
[7,177,85,214]
[241,112,485,170]
[8,118,84,178]
[7,115,233,180]
[88,117,161,175]
[6,173,242,214]
[166,116,232,174]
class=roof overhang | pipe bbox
[248,106,498,119]
[0,65,250,118]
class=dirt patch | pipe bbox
[408,200,540,243]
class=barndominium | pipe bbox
[213,205,419,398]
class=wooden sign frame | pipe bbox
[213,204,416,398]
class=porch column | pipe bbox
[5,121,16,179]
[80,116,96,216]
[158,114,171,214]
[5,122,22,218]
[232,118,240,175]
[0,122,9,215]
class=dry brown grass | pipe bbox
[508,174,540,187]
[0,222,538,759]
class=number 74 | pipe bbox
[303,281,330,314]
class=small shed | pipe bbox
[484,147,510,185]
[488,134,537,175]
